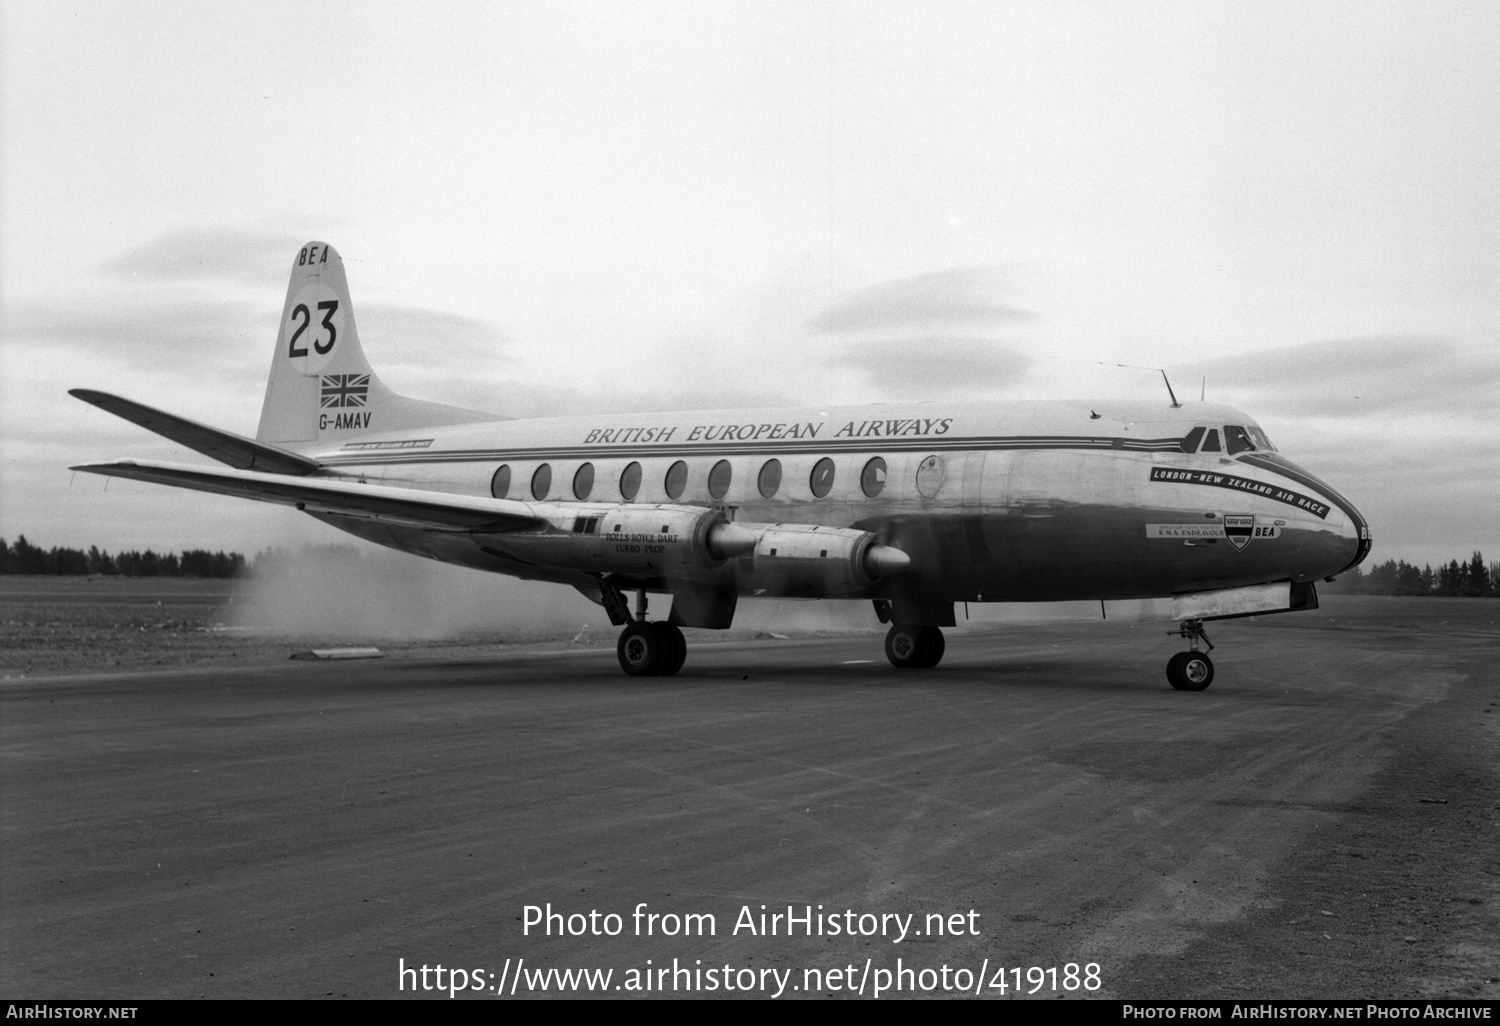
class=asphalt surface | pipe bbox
[2,599,1497,1000]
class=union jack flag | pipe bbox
[321,374,370,408]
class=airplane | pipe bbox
[70,242,1372,689]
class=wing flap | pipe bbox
[70,389,321,476]
[71,459,542,534]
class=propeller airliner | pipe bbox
[71,243,1371,688]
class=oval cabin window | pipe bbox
[860,457,887,498]
[490,464,511,499]
[531,463,552,500]
[708,460,732,500]
[757,459,782,498]
[573,462,595,500]
[916,455,944,498]
[619,461,642,501]
[810,458,836,498]
[664,461,688,500]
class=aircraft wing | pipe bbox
[70,459,543,534]
[69,389,321,476]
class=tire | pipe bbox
[885,623,931,669]
[1167,650,1213,691]
[919,626,945,668]
[657,623,687,676]
[1166,652,1188,688]
[618,622,667,676]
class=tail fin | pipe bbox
[257,242,497,445]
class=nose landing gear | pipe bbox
[1166,619,1214,691]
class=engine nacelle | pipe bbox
[734,522,910,598]
[476,503,751,579]
[477,505,910,598]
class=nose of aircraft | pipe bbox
[1297,474,1371,578]
[1338,498,1372,573]
[1236,451,1371,576]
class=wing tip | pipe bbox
[71,460,138,472]
[69,388,119,407]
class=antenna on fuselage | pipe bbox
[1100,363,1182,408]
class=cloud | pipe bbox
[1197,340,1500,570]
[1191,335,1500,417]
[808,266,1035,335]
[802,266,1039,400]
[1,292,512,418]
[450,380,799,422]
[12,231,509,378]
[357,302,511,371]
[829,337,1032,398]
[100,227,305,286]
[3,294,270,374]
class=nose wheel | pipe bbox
[1166,619,1214,691]
[1167,650,1214,690]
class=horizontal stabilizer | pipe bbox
[70,389,320,476]
[70,459,543,534]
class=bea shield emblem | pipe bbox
[1224,514,1255,551]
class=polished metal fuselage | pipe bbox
[301,398,1368,606]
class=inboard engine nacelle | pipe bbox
[742,521,911,597]
[478,503,909,593]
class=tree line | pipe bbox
[1322,551,1497,597]
[0,536,246,578]
[2,534,1495,596]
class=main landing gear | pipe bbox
[617,620,687,677]
[884,623,945,669]
[600,582,686,677]
[1166,618,1214,691]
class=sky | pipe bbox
[2,0,1497,573]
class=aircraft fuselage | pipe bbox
[306,398,1368,613]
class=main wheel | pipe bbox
[885,624,925,668]
[1167,650,1214,691]
[618,622,668,676]
[657,622,687,676]
[886,624,942,669]
[920,626,945,668]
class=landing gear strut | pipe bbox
[605,584,687,677]
[1166,619,1214,691]
[884,623,945,669]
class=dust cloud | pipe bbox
[232,544,596,641]
[232,543,1175,643]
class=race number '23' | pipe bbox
[288,300,339,358]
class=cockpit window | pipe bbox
[1183,424,1273,455]
[1246,425,1276,452]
